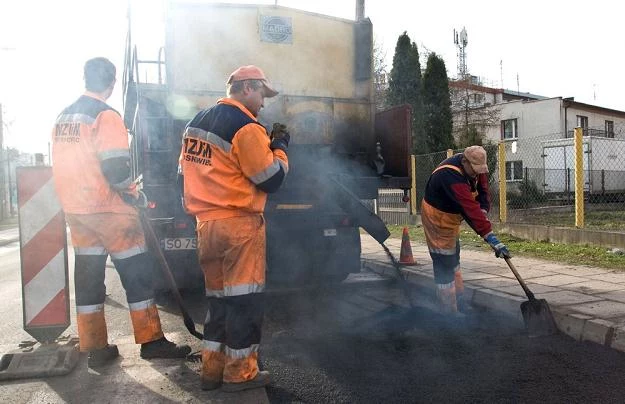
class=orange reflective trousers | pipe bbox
[197,215,266,384]
[67,212,164,351]
[421,200,464,312]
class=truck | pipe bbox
[122,1,412,289]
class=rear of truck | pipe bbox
[123,2,411,288]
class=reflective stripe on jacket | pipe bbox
[181,98,289,221]
[51,93,134,215]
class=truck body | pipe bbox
[123,2,411,288]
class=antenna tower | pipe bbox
[454,27,468,79]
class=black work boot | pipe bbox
[88,344,119,367]
[201,378,222,391]
[456,295,475,315]
[140,337,191,359]
[222,370,271,393]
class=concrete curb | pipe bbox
[361,258,624,353]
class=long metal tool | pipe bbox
[504,257,558,338]
[139,211,203,340]
[380,243,416,309]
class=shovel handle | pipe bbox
[504,257,536,301]
[139,210,203,340]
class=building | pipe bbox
[449,79,625,196]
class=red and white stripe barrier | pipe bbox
[17,167,69,343]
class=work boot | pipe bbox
[201,378,222,391]
[88,344,119,367]
[140,337,191,359]
[222,370,271,393]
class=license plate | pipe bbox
[161,238,197,250]
[323,229,337,237]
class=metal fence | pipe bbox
[376,188,412,225]
[411,124,625,231]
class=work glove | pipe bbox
[270,122,290,152]
[120,189,149,209]
[484,233,512,259]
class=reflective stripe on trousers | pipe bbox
[197,215,266,383]
[68,212,163,349]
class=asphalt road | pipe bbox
[261,275,625,404]
[4,237,625,403]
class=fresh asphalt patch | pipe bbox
[261,282,625,403]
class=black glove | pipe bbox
[484,233,511,259]
[120,190,149,209]
[270,123,290,152]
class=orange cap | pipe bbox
[464,145,489,174]
[226,65,278,97]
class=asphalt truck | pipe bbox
[122,1,412,289]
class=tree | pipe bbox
[373,37,388,111]
[422,53,454,152]
[450,78,501,148]
[387,32,425,154]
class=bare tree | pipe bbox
[450,78,501,148]
[373,36,388,111]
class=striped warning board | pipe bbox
[17,166,69,343]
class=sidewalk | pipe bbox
[361,234,625,353]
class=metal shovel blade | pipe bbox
[520,298,559,338]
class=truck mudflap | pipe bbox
[327,176,390,244]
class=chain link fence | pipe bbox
[408,124,625,231]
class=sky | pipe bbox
[1,0,623,154]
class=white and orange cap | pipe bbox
[463,145,489,174]
[226,65,279,97]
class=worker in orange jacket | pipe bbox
[51,57,191,367]
[179,65,288,392]
[421,146,511,314]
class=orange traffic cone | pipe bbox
[399,226,417,265]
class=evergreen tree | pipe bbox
[422,53,454,152]
[387,32,425,154]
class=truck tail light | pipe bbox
[402,189,410,203]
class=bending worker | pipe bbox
[51,57,191,367]
[179,65,289,392]
[421,145,511,314]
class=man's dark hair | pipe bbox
[84,57,116,92]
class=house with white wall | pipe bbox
[450,79,625,195]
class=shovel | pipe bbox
[503,257,558,338]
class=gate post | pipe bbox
[498,142,507,223]
[574,127,585,228]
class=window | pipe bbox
[501,119,517,140]
[472,93,485,105]
[577,115,588,133]
[506,161,523,181]
[605,120,614,138]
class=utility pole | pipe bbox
[0,103,5,220]
[6,148,13,216]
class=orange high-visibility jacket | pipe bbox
[181,98,289,221]
[51,92,135,215]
